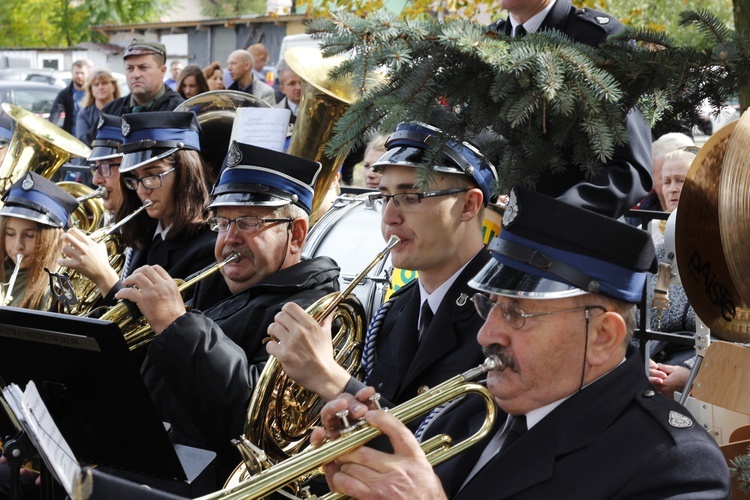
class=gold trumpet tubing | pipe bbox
[2,254,23,306]
[200,357,502,500]
[316,235,401,322]
[76,185,108,203]
[102,199,154,238]
[100,252,241,350]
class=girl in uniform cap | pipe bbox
[0,172,78,309]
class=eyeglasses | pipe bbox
[208,216,293,233]
[368,188,469,213]
[122,167,175,190]
[471,293,606,330]
[89,162,120,178]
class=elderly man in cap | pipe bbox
[100,39,184,119]
[114,141,340,484]
[268,122,497,417]
[312,187,730,499]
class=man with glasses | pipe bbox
[268,121,497,419]
[113,141,340,485]
[311,187,729,499]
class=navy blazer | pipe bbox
[429,347,730,499]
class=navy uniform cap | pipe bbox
[88,113,124,162]
[371,122,498,205]
[470,187,657,303]
[123,38,167,60]
[0,172,78,229]
[209,141,322,214]
[118,112,201,173]
[0,126,11,147]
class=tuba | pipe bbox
[199,356,502,500]
[174,90,271,180]
[224,237,400,490]
[284,47,366,217]
[0,103,91,194]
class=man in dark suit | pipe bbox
[49,59,89,133]
[274,60,301,125]
[490,0,653,219]
[268,121,498,413]
[313,187,730,499]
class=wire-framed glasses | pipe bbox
[208,216,293,233]
[471,293,606,330]
[367,188,470,213]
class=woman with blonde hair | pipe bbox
[0,172,78,310]
[75,69,121,146]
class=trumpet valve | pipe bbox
[369,392,383,410]
[336,409,358,435]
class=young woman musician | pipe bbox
[0,172,78,310]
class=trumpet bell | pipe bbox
[0,103,91,194]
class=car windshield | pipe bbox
[14,88,59,114]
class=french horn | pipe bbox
[223,236,400,490]
[199,356,502,500]
[0,103,90,194]
[57,183,108,233]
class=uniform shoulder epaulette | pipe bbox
[572,7,623,34]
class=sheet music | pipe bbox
[229,107,291,152]
[2,382,81,498]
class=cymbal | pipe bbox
[675,119,750,343]
[719,111,750,306]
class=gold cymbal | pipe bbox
[719,111,750,307]
[675,120,750,342]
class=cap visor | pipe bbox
[88,146,123,162]
[468,258,587,299]
[119,147,178,173]
[208,192,291,210]
[0,205,61,228]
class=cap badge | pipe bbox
[596,16,610,24]
[227,141,243,167]
[503,189,519,227]
[21,173,34,191]
[668,410,693,429]
[97,114,105,130]
[121,118,131,137]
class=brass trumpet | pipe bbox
[49,199,153,315]
[98,251,240,351]
[1,254,23,306]
[199,356,503,500]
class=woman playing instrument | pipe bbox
[0,172,78,310]
[60,111,216,308]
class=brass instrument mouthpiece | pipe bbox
[483,355,505,372]
[385,235,401,250]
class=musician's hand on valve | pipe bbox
[266,301,351,401]
[59,228,120,294]
[117,265,186,334]
[321,410,447,500]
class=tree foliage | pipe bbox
[200,0,266,19]
[0,0,173,47]
[308,9,750,193]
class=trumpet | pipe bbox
[98,251,241,350]
[1,254,23,306]
[49,199,153,314]
[200,356,503,500]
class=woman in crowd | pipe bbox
[75,69,121,146]
[177,64,210,99]
[203,61,225,91]
[1,172,78,310]
[360,134,386,189]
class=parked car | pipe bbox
[0,81,63,131]
[0,67,69,88]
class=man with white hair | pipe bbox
[226,49,276,105]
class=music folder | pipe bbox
[0,307,211,490]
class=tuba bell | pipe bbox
[0,103,91,194]
[224,237,400,490]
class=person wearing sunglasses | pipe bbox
[268,121,498,426]
[113,141,340,485]
[312,187,729,499]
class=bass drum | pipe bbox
[302,193,409,324]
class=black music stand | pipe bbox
[0,307,215,497]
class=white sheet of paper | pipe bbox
[229,107,291,152]
[19,381,81,498]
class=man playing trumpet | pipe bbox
[114,141,340,486]
[313,188,729,499]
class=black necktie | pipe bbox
[515,25,527,38]
[418,300,434,339]
[501,415,527,452]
